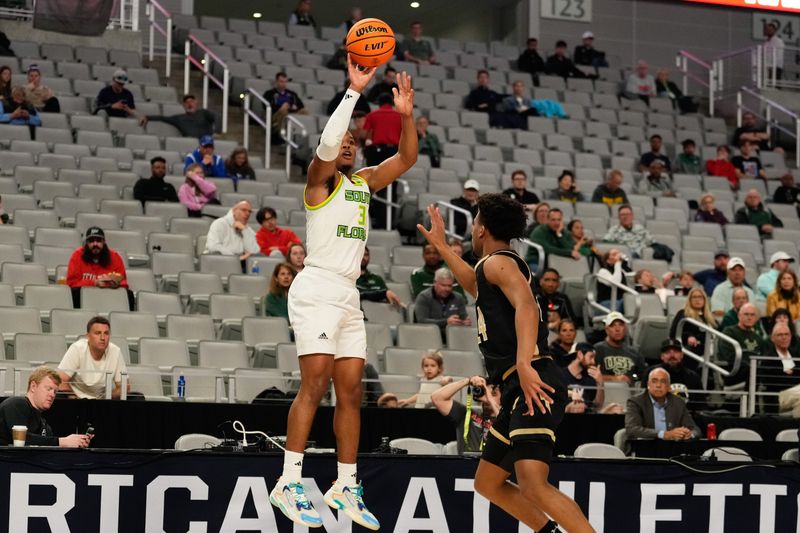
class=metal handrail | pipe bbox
[747,355,800,417]
[184,34,229,133]
[434,200,473,239]
[242,88,272,169]
[737,85,800,168]
[674,317,742,388]
[284,115,307,177]
[515,238,545,277]
[676,50,715,115]
[146,0,172,78]
[584,272,640,324]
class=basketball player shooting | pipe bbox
[269,56,417,530]
[418,197,595,533]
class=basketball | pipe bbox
[346,18,396,68]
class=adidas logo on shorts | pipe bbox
[318,332,328,340]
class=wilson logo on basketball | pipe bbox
[355,25,389,37]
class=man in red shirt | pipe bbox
[364,92,403,229]
[255,206,301,256]
[66,227,133,310]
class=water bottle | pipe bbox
[177,374,186,399]
[252,263,260,275]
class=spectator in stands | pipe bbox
[573,31,607,68]
[402,21,437,65]
[719,303,765,387]
[674,139,703,174]
[773,172,800,205]
[286,242,306,273]
[669,287,716,366]
[536,267,578,331]
[695,250,730,296]
[377,392,398,408]
[639,134,671,173]
[398,352,452,408]
[225,147,255,182]
[0,65,11,103]
[761,323,798,412]
[327,78,371,116]
[526,202,550,235]
[603,204,653,258]
[263,262,296,319]
[357,246,403,305]
[502,169,539,210]
[550,170,584,203]
[431,375,499,454]
[58,316,128,400]
[517,37,545,84]
[563,343,606,414]
[669,271,697,296]
[179,164,218,217]
[705,145,739,190]
[764,21,785,81]
[530,208,582,267]
[0,366,91,447]
[735,188,782,236]
[364,92,403,229]
[263,72,306,138]
[694,193,728,225]
[568,219,600,267]
[757,251,794,302]
[719,287,759,331]
[732,142,767,181]
[769,308,800,353]
[623,60,655,105]
[416,115,441,168]
[649,339,704,410]
[255,207,301,257]
[655,68,697,114]
[326,39,348,71]
[340,6,362,31]
[414,268,470,338]
[94,69,137,119]
[204,201,259,268]
[640,160,675,198]
[66,227,133,310]
[501,80,537,129]
[0,86,40,126]
[595,311,646,384]
[550,319,578,366]
[596,248,631,312]
[465,70,505,127]
[449,179,480,236]
[732,111,771,152]
[133,156,178,206]
[366,67,397,103]
[767,268,800,320]
[591,169,629,207]
[545,40,585,79]
[144,94,217,138]
[634,269,674,306]
[183,135,226,177]
[625,367,701,441]
[711,257,754,318]
[412,244,447,297]
[24,64,59,113]
[288,0,316,27]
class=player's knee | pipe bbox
[473,476,496,499]
[335,384,363,406]
[519,481,548,507]
[298,377,330,400]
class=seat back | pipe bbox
[574,443,627,459]
[174,433,222,450]
[718,427,763,441]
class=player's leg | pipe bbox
[473,459,553,531]
[515,458,595,533]
[331,356,364,465]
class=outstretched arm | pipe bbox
[417,204,477,297]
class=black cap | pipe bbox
[85,227,105,241]
[714,249,730,258]
[660,339,682,352]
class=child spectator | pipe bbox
[705,145,738,190]
[398,351,452,408]
[178,164,218,217]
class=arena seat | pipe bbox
[574,443,627,459]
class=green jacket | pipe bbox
[263,293,289,319]
[357,271,389,301]
[528,224,575,263]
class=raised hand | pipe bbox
[392,71,415,117]
[416,204,447,250]
[347,54,378,93]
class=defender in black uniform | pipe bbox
[419,194,594,533]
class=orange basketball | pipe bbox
[346,18,396,68]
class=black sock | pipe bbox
[537,520,561,533]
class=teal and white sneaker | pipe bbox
[323,481,380,531]
[270,480,323,528]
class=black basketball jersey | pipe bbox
[475,249,549,384]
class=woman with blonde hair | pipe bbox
[766,269,800,320]
[669,287,717,368]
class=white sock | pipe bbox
[281,450,304,483]
[336,462,357,486]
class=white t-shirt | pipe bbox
[58,338,126,399]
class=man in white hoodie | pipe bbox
[204,201,260,269]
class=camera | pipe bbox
[471,385,485,401]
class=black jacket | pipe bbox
[0,396,58,446]
[133,176,179,206]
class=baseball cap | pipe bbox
[582,31,594,39]
[770,251,794,266]
[660,338,683,352]
[112,69,129,84]
[714,249,730,259]
[603,311,629,326]
[727,256,745,270]
[199,134,215,147]
[85,227,105,241]
[463,179,480,191]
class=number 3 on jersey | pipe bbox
[358,204,366,226]
[477,306,488,342]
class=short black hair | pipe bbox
[555,40,567,48]
[549,207,562,216]
[385,66,396,74]
[566,219,581,232]
[476,193,526,243]
[182,94,196,102]
[618,203,633,214]
[275,71,288,80]
[557,169,574,182]
[477,69,489,77]
[150,156,166,166]
[87,316,110,333]
[256,206,277,224]
[541,267,560,279]
[681,139,695,147]
[527,37,538,44]
[650,134,662,141]
[378,92,393,106]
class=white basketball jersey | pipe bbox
[304,172,371,281]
